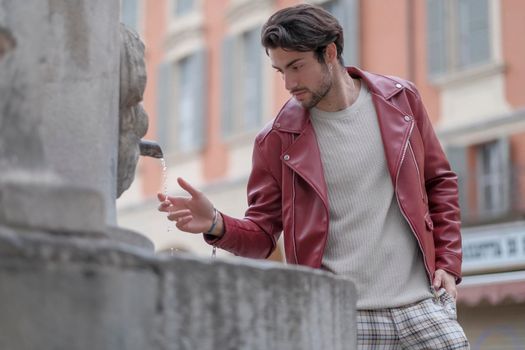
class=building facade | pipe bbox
[118,0,525,347]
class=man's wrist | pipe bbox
[205,209,224,237]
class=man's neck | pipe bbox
[316,67,360,112]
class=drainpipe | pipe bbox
[407,0,416,81]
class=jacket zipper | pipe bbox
[394,120,432,282]
[291,171,299,264]
[290,134,299,264]
[408,142,425,202]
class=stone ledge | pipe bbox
[0,228,356,350]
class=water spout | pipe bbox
[139,140,163,159]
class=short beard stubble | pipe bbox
[298,63,332,109]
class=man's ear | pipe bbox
[324,42,338,64]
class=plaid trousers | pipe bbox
[357,289,470,349]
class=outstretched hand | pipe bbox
[157,177,215,234]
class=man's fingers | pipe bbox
[177,177,200,198]
[167,209,192,221]
[432,274,442,290]
[175,216,193,230]
[157,193,172,212]
[443,278,458,299]
[158,198,173,212]
[433,269,458,299]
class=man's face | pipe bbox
[269,48,332,109]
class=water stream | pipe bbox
[160,158,175,252]
[160,158,169,197]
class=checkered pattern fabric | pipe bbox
[357,290,470,349]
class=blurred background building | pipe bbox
[117,0,525,348]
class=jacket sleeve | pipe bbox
[408,83,463,283]
[203,136,283,259]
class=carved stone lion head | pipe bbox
[116,24,149,198]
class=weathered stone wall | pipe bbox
[0,229,357,350]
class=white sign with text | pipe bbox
[462,221,525,273]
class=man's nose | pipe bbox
[284,74,298,91]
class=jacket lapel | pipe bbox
[281,119,329,210]
[370,93,413,184]
[351,67,414,185]
[271,99,329,209]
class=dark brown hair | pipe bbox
[261,4,344,65]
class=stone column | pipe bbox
[0,0,121,233]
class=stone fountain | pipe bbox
[0,1,356,349]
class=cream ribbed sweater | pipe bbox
[310,82,432,309]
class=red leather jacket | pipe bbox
[208,67,462,283]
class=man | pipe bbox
[158,4,469,349]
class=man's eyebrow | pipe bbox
[272,58,303,71]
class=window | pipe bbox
[426,0,491,77]
[156,50,207,154]
[120,0,141,33]
[177,56,198,152]
[241,29,262,131]
[447,139,513,222]
[173,0,195,16]
[221,27,263,138]
[476,139,510,217]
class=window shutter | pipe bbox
[243,27,263,131]
[347,0,360,66]
[221,36,234,137]
[254,27,263,127]
[497,137,511,213]
[340,0,359,66]
[320,0,359,66]
[426,0,447,76]
[446,145,469,219]
[458,0,490,68]
[156,62,173,152]
[192,49,207,149]
[121,0,139,32]
[174,0,194,16]
[177,57,193,152]
[476,138,511,217]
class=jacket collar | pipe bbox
[272,66,409,133]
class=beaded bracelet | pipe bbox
[205,208,218,235]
